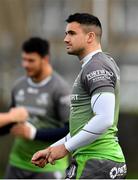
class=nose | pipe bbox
[64,34,70,43]
[22,60,29,68]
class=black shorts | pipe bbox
[4,164,63,179]
[65,157,127,179]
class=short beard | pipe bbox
[67,48,84,57]
[27,70,43,82]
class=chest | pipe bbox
[13,85,54,113]
[71,73,91,106]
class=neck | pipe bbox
[78,43,102,60]
[32,64,53,83]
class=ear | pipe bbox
[43,55,49,63]
[87,32,95,43]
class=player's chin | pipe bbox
[26,71,35,77]
[66,50,75,55]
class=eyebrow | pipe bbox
[65,30,76,35]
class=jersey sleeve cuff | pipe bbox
[25,122,37,140]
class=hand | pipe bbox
[47,145,69,164]
[10,122,31,139]
[31,144,69,168]
[31,148,51,168]
[9,107,28,123]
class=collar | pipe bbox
[81,49,102,68]
[27,75,52,88]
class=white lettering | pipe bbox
[87,69,114,81]
[70,94,78,101]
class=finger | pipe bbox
[48,156,55,165]
[45,151,51,159]
[10,127,18,132]
[31,157,44,164]
[11,125,20,131]
[51,160,55,165]
[32,158,48,168]
[39,159,48,168]
[32,149,50,161]
[10,128,20,134]
[32,158,45,166]
[32,152,42,161]
[10,128,17,134]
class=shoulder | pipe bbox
[52,72,70,89]
[51,72,70,98]
[81,53,102,80]
[12,76,27,89]
[83,52,110,70]
[93,52,119,72]
[82,52,117,77]
[80,52,118,88]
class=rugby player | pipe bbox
[4,37,70,179]
[31,13,127,179]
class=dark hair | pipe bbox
[22,37,50,57]
[66,13,102,41]
[66,13,102,29]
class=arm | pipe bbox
[0,113,14,127]
[35,122,69,141]
[10,122,69,141]
[0,91,16,134]
[0,86,28,134]
[64,92,115,151]
[0,123,15,135]
[11,103,69,139]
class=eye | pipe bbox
[66,30,76,36]
[30,59,34,62]
[23,58,35,63]
[69,31,76,35]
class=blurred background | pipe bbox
[0,0,138,178]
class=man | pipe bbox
[31,13,127,179]
[0,107,28,127]
[4,37,70,179]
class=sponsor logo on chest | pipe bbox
[70,94,78,101]
[15,89,25,102]
[87,69,113,82]
[27,87,39,94]
[36,93,49,106]
[15,88,49,106]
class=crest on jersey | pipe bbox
[36,93,49,106]
[15,89,25,102]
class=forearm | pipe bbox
[51,133,71,147]
[35,125,69,141]
[0,123,15,135]
[27,122,69,141]
[0,113,13,127]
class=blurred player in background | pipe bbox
[0,107,28,127]
[31,13,127,179]
[3,37,70,179]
